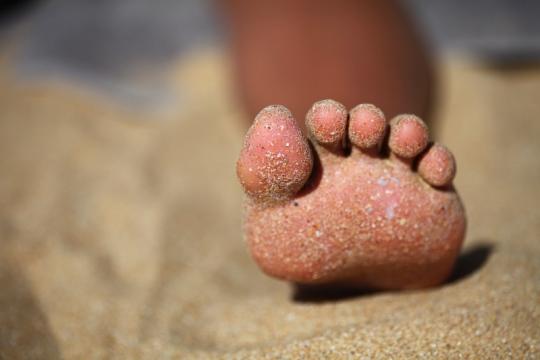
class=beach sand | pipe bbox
[0,50,538,358]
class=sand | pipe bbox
[0,49,539,359]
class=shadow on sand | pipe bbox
[292,242,494,303]
[0,257,61,359]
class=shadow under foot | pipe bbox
[292,242,494,304]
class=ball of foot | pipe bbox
[237,100,466,290]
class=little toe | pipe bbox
[237,105,313,203]
[388,114,429,163]
[306,99,348,155]
[348,103,387,157]
[418,143,456,187]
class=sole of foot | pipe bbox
[237,100,466,290]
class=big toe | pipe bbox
[237,105,313,203]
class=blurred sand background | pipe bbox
[1,1,540,358]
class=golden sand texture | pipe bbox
[0,50,539,358]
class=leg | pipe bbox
[222,0,434,128]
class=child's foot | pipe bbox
[237,100,466,290]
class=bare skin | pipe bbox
[237,100,466,290]
[223,0,434,128]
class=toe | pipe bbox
[418,143,456,187]
[306,99,348,154]
[348,104,387,155]
[237,105,313,203]
[388,114,429,159]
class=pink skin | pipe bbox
[349,103,387,150]
[237,105,312,202]
[388,114,429,166]
[418,144,456,187]
[237,100,466,290]
[305,99,348,153]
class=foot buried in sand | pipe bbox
[237,100,466,290]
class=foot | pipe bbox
[237,100,466,290]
